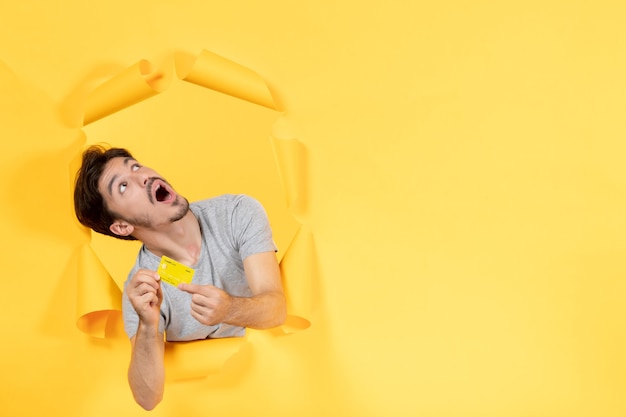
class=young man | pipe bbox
[74,145,286,410]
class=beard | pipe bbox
[168,195,190,223]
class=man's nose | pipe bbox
[134,173,149,187]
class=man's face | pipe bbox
[98,156,189,234]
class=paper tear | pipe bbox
[72,48,313,377]
[164,337,247,381]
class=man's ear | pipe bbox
[109,221,134,237]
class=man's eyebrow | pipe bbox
[106,158,135,196]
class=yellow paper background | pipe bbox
[2,1,626,416]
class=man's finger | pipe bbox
[177,283,202,293]
[132,270,160,288]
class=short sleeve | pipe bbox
[231,195,277,260]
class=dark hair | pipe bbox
[73,145,138,240]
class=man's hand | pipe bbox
[126,269,162,327]
[178,283,233,326]
[178,252,286,330]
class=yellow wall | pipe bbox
[2,1,626,416]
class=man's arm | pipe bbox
[125,269,165,410]
[128,327,165,410]
[230,250,287,328]
[178,251,286,329]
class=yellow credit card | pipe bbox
[157,256,195,286]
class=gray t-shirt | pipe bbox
[122,194,277,341]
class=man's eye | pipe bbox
[132,164,140,171]
[119,183,127,193]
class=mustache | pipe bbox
[146,177,168,204]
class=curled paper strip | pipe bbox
[83,60,170,125]
[271,137,307,222]
[270,137,313,332]
[82,49,277,126]
[279,226,314,333]
[175,50,278,110]
[76,244,122,338]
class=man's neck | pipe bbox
[136,211,203,267]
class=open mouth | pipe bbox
[154,183,172,202]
